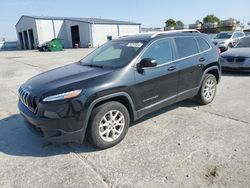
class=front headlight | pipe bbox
[43,89,82,102]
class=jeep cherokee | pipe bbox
[18,30,221,149]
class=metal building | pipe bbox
[16,15,141,49]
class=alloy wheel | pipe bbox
[99,110,125,142]
[203,78,216,101]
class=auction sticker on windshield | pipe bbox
[126,43,143,48]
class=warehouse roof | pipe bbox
[16,15,141,26]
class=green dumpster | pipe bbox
[48,38,63,51]
[38,38,63,52]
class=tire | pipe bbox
[195,74,217,105]
[89,101,130,149]
[42,47,47,52]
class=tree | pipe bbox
[195,20,202,25]
[176,20,184,27]
[203,14,220,23]
[165,19,176,27]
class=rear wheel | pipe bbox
[195,74,217,105]
[89,101,130,149]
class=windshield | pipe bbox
[208,34,217,39]
[214,33,232,39]
[235,37,250,48]
[80,40,146,68]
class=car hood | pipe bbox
[221,47,250,58]
[22,63,114,98]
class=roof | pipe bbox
[16,15,141,26]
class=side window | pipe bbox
[239,32,244,37]
[141,38,173,65]
[174,37,199,58]
[196,37,210,52]
[232,33,238,39]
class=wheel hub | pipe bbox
[99,110,125,142]
[203,78,215,100]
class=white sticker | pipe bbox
[126,43,143,48]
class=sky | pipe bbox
[0,0,249,40]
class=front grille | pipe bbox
[236,57,245,62]
[227,58,235,62]
[18,87,37,113]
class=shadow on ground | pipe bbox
[0,114,73,157]
[0,99,198,157]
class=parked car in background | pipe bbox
[220,36,250,71]
[38,38,63,52]
[208,33,217,39]
[18,30,221,149]
[212,31,245,52]
[244,31,250,36]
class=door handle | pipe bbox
[168,66,176,71]
[199,57,206,62]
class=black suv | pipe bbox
[18,30,221,149]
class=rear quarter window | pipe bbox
[196,37,210,52]
[174,37,199,58]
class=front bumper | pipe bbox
[221,66,250,71]
[213,43,228,52]
[18,95,88,144]
[217,45,228,52]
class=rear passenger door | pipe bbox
[173,37,206,99]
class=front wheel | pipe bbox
[195,74,217,105]
[228,43,234,49]
[89,101,130,149]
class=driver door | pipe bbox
[133,38,178,112]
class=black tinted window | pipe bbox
[196,37,210,52]
[141,38,172,65]
[174,37,199,58]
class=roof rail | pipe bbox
[150,29,200,38]
[119,32,155,38]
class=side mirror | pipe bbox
[137,58,157,68]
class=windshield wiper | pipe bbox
[84,64,103,68]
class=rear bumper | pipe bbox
[18,96,88,144]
